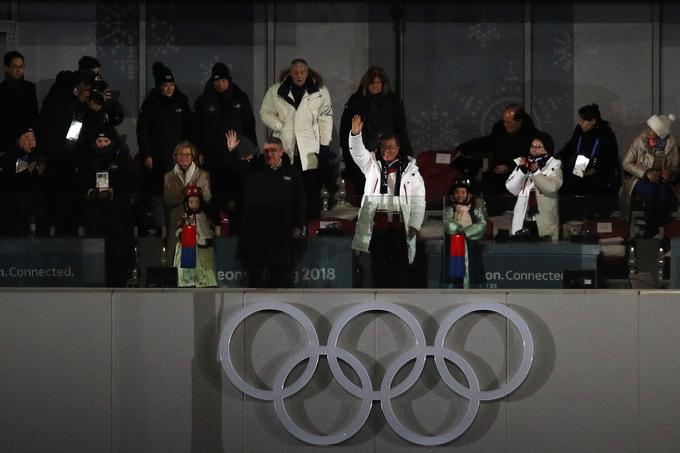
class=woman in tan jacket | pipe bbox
[163,141,212,253]
[620,114,679,238]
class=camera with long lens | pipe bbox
[88,80,109,106]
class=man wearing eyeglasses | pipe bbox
[0,51,39,150]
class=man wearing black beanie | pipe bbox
[191,61,258,233]
[137,61,190,234]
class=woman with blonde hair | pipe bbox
[163,140,212,253]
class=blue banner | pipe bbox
[0,238,106,287]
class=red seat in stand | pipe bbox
[663,219,680,240]
[415,150,463,211]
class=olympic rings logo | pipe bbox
[218,301,534,446]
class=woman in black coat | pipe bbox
[339,66,412,203]
[557,103,621,221]
[137,62,191,230]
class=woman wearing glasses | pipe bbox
[506,131,563,241]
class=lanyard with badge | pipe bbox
[572,136,599,178]
[96,171,109,190]
[66,110,84,142]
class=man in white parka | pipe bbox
[260,58,333,221]
[349,114,426,288]
[506,131,563,241]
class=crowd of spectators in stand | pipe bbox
[1,49,679,287]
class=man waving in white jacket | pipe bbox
[349,114,426,288]
[260,58,333,221]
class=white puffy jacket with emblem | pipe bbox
[260,77,333,171]
[349,132,426,263]
[505,156,563,241]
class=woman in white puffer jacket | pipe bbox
[506,131,563,241]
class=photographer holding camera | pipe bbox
[39,65,125,234]
[83,79,124,128]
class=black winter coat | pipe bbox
[192,81,257,169]
[38,71,87,158]
[0,143,46,195]
[339,90,412,180]
[558,122,621,195]
[76,108,121,153]
[38,71,124,156]
[75,138,135,201]
[137,88,191,194]
[0,143,53,235]
[238,156,305,268]
[0,77,39,148]
[457,117,537,171]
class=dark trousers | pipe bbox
[0,194,46,236]
[293,151,320,222]
[83,200,134,286]
[369,221,409,288]
[246,263,294,288]
[319,163,340,210]
[560,174,617,221]
[481,171,515,216]
[635,180,676,237]
[50,160,79,235]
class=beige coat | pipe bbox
[506,156,563,241]
[163,162,212,253]
[619,132,679,218]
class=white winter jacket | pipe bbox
[505,156,563,241]
[349,132,426,263]
[260,77,333,171]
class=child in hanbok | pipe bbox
[174,185,217,287]
[443,180,487,288]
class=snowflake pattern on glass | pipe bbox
[553,29,574,71]
[410,104,459,151]
[408,56,570,152]
[294,23,357,86]
[96,1,138,81]
[147,2,180,59]
[466,22,501,48]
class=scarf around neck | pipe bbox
[174,161,196,186]
[380,158,401,195]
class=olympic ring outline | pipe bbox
[218,300,534,446]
